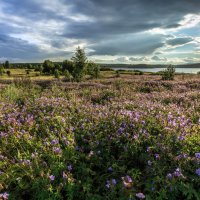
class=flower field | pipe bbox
[0,77,200,199]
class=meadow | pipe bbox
[0,71,200,199]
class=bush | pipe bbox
[162,65,175,80]
[0,65,4,76]
[63,70,72,82]
[116,70,120,77]
[25,69,31,75]
[87,62,100,79]
[6,70,11,76]
[54,69,60,79]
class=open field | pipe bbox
[0,73,200,199]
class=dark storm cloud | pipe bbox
[0,0,200,61]
[89,33,166,56]
[63,0,200,39]
[166,37,193,46]
[0,34,70,61]
[61,0,200,56]
[0,34,40,59]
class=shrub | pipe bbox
[116,70,120,77]
[137,85,151,93]
[87,62,100,79]
[13,77,32,89]
[162,65,175,80]
[42,60,55,74]
[25,69,31,75]
[0,65,4,76]
[62,60,74,74]
[63,70,72,82]
[6,70,11,76]
[54,69,60,79]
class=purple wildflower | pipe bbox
[62,171,68,179]
[118,127,123,135]
[136,193,145,199]
[148,160,152,166]
[0,192,9,199]
[195,153,200,159]
[108,167,113,172]
[67,165,73,171]
[120,122,126,128]
[126,175,132,183]
[122,175,133,189]
[51,139,59,145]
[53,147,62,154]
[24,160,31,166]
[49,175,55,181]
[195,168,200,176]
[111,179,117,185]
[154,154,160,159]
[173,168,182,177]
[106,180,110,188]
[146,147,151,153]
[166,173,173,179]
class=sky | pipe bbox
[0,0,200,64]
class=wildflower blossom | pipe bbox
[195,153,200,159]
[148,160,152,166]
[122,175,133,189]
[67,165,73,171]
[173,168,183,177]
[49,175,55,181]
[166,173,173,179]
[111,179,117,185]
[0,192,9,199]
[195,168,200,176]
[136,193,145,199]
[62,172,68,179]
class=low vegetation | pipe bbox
[0,74,199,199]
[0,49,200,199]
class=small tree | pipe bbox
[162,65,175,80]
[87,62,100,79]
[54,69,60,79]
[27,64,32,69]
[116,70,120,77]
[42,60,55,74]
[63,70,72,82]
[55,63,62,71]
[6,70,11,76]
[4,60,10,69]
[0,65,4,76]
[62,60,74,75]
[25,69,31,75]
[71,47,87,82]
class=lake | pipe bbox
[112,67,200,74]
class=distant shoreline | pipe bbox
[100,63,200,69]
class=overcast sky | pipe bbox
[0,0,200,64]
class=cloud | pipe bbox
[0,0,200,63]
[89,33,166,56]
[129,57,149,62]
[151,55,167,61]
[116,57,129,62]
[166,37,193,46]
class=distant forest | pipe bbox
[0,62,200,69]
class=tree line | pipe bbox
[0,47,100,81]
